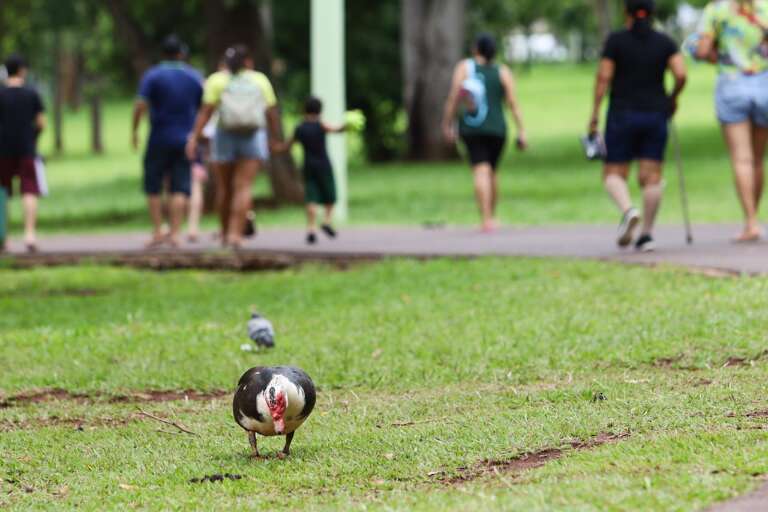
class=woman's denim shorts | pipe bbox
[211,129,270,163]
[715,71,768,127]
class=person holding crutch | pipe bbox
[695,0,768,242]
[589,0,687,251]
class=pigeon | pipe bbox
[233,366,316,458]
[247,313,275,349]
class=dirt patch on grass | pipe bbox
[0,388,229,408]
[0,414,137,432]
[189,474,243,484]
[9,250,380,272]
[651,350,768,371]
[433,432,630,485]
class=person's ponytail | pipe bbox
[626,0,655,39]
[224,45,249,74]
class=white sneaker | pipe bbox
[617,208,640,248]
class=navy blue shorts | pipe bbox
[144,145,191,196]
[605,110,669,164]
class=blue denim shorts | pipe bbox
[211,129,269,163]
[715,72,768,127]
[605,109,669,163]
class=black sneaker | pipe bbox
[243,211,257,238]
[617,207,640,248]
[321,224,337,239]
[306,233,317,245]
[635,234,656,252]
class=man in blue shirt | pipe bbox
[132,35,203,249]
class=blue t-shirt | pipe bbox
[138,62,203,148]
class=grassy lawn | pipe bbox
[2,259,768,510]
[7,63,748,234]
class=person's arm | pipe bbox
[186,104,216,160]
[695,4,719,64]
[667,52,688,117]
[132,99,147,150]
[441,61,467,143]
[265,105,283,153]
[33,93,45,138]
[500,64,527,150]
[589,58,615,135]
[273,136,295,153]
[695,34,719,64]
[322,122,347,134]
[35,112,46,139]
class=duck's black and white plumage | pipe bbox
[233,366,316,458]
[247,314,275,348]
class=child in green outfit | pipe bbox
[276,97,346,245]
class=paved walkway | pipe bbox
[705,482,768,512]
[3,223,768,274]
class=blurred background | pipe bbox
[1,0,726,233]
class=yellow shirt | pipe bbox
[202,70,277,107]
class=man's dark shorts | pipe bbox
[605,110,669,163]
[0,157,40,196]
[304,165,336,205]
[144,145,191,196]
[461,134,507,171]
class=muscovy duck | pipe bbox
[233,366,316,458]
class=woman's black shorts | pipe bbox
[461,134,507,171]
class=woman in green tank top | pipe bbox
[442,34,527,233]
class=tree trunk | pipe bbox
[103,0,152,78]
[402,0,465,161]
[203,0,272,74]
[90,90,103,154]
[593,0,615,44]
[53,31,64,154]
[204,0,303,204]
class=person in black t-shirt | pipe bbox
[588,0,687,252]
[275,97,346,245]
[0,54,46,253]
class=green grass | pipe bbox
[7,63,748,234]
[2,259,768,510]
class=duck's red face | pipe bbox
[267,387,287,434]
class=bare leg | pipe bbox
[168,193,187,248]
[603,164,632,213]
[214,163,234,245]
[228,159,259,248]
[723,122,761,240]
[637,159,663,236]
[306,203,317,234]
[323,204,334,225]
[278,432,295,459]
[145,195,165,247]
[473,163,494,231]
[752,125,768,212]
[22,194,38,250]
[248,431,260,458]
[187,168,205,242]
[490,171,499,225]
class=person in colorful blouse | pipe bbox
[697,0,768,242]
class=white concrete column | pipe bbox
[311,0,348,221]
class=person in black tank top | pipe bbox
[442,34,527,233]
[275,97,346,245]
[588,0,687,252]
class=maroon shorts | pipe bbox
[0,157,40,196]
